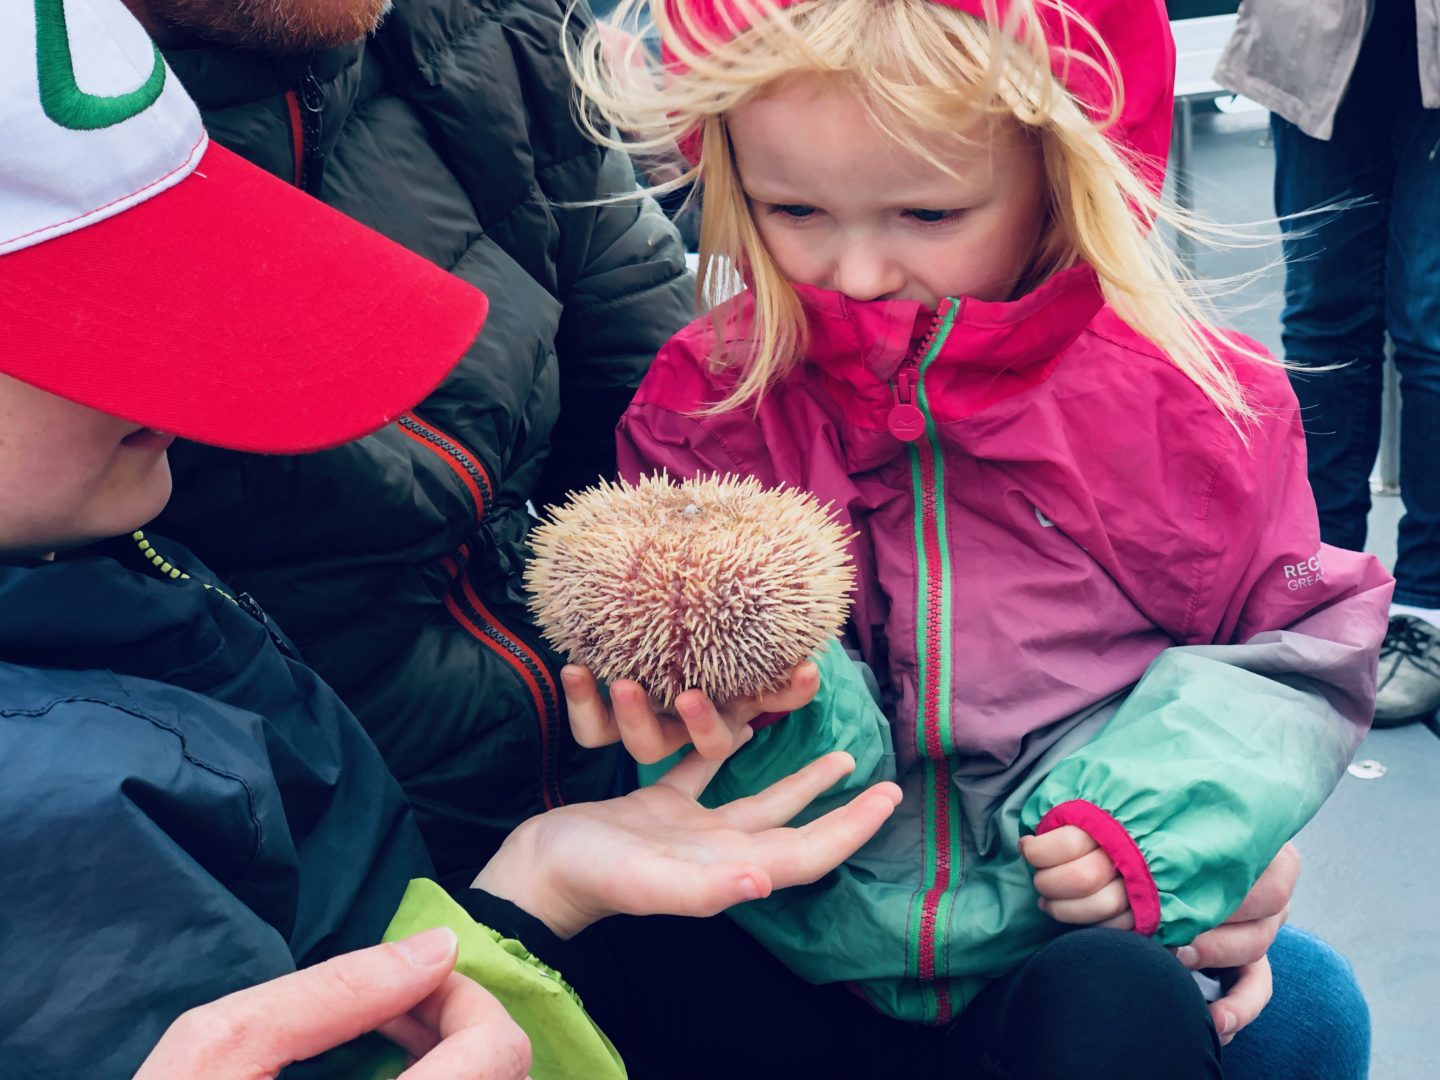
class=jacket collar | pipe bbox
[768,265,1106,427]
[161,40,362,111]
[795,264,1105,388]
[0,536,231,686]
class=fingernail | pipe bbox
[561,667,581,685]
[739,876,763,900]
[1219,1011,1236,1036]
[678,697,701,718]
[393,926,457,966]
[1176,946,1200,969]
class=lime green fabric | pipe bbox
[1023,647,1348,944]
[380,879,626,1080]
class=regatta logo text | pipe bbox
[1283,550,1325,591]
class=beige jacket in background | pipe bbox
[1215,0,1440,139]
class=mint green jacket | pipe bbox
[643,633,1387,1023]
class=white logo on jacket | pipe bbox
[1283,549,1325,590]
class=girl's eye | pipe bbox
[904,208,963,225]
[770,204,818,220]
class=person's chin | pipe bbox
[115,456,175,539]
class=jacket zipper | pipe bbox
[131,531,297,658]
[891,299,965,1025]
[284,66,327,195]
[395,411,565,810]
[396,412,493,530]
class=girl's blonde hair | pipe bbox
[566,0,1269,426]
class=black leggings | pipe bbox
[460,891,1222,1079]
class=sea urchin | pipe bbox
[526,473,855,710]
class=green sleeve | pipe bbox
[369,879,627,1080]
[1022,646,1354,944]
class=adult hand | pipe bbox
[563,660,820,763]
[1173,841,1298,1044]
[473,746,902,938]
[1020,826,1132,929]
[135,928,531,1079]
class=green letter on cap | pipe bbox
[35,0,166,131]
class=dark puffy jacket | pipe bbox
[0,535,428,1078]
[153,0,693,874]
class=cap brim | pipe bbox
[0,141,486,454]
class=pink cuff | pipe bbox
[1036,800,1162,936]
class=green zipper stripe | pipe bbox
[915,325,957,759]
[910,440,932,758]
[901,301,963,1023]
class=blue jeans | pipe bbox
[1223,925,1371,1079]
[1272,0,1440,604]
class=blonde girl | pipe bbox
[557,2,1391,1076]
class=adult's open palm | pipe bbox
[474,748,901,939]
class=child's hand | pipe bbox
[562,661,821,764]
[1019,827,1134,929]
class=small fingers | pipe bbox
[1037,876,1129,926]
[1096,909,1136,931]
[561,667,620,749]
[1019,826,1100,869]
[1030,846,1118,901]
[674,690,750,761]
[751,661,821,716]
[612,680,692,764]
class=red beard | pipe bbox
[140,0,390,52]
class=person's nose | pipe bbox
[827,239,906,303]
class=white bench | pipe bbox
[1170,13,1240,221]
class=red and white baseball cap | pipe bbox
[0,0,488,453]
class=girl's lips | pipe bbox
[121,427,176,451]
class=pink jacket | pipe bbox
[618,267,1392,1022]
[617,0,1391,1025]
[620,267,1390,773]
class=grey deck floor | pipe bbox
[1180,105,1438,1079]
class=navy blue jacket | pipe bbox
[0,532,430,1078]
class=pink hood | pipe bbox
[666,0,1176,191]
